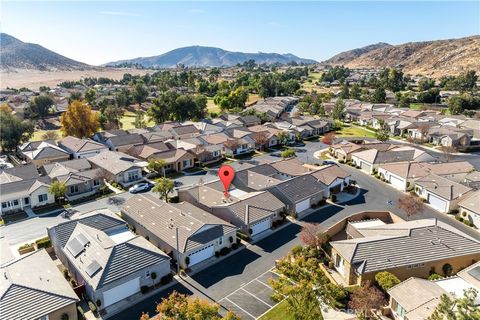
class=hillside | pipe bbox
[105,46,317,68]
[0,33,91,72]
[323,36,480,77]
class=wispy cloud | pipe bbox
[100,11,141,17]
[189,8,207,14]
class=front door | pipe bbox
[24,197,30,207]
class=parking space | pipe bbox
[219,269,280,320]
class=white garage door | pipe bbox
[189,244,215,266]
[428,193,447,213]
[251,218,271,236]
[360,162,372,172]
[389,175,405,190]
[103,277,140,307]
[295,198,311,213]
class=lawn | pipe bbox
[259,301,294,320]
[409,103,425,110]
[30,129,61,141]
[336,125,376,138]
[119,110,155,130]
[207,98,221,114]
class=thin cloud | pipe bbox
[189,8,207,14]
[100,11,141,17]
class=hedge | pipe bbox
[35,237,51,249]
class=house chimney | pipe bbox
[450,185,453,200]
[245,204,250,228]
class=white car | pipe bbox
[128,182,152,193]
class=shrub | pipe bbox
[160,274,173,285]
[330,194,337,203]
[151,272,157,280]
[231,243,238,250]
[461,211,467,217]
[428,273,443,281]
[248,228,253,235]
[442,263,453,277]
[220,247,231,256]
[464,220,474,227]
[169,196,179,203]
[184,256,190,266]
[375,271,401,291]
[215,251,220,258]
[229,236,233,243]
[70,279,77,287]
[455,216,464,222]
[88,301,97,313]
[448,209,459,215]
[63,269,70,279]
[291,245,303,256]
[61,313,69,320]
[96,299,102,307]
[338,160,345,164]
[140,285,150,294]
[35,237,51,249]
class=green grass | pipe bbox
[119,111,155,130]
[207,98,221,114]
[336,125,376,138]
[30,129,61,141]
[409,103,425,110]
[259,301,294,320]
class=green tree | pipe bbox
[332,98,345,120]
[0,110,34,151]
[258,74,278,98]
[371,86,386,103]
[350,83,361,100]
[147,159,167,177]
[100,105,124,130]
[152,177,174,202]
[49,181,67,203]
[375,271,401,292]
[281,148,296,159]
[149,291,241,320]
[133,82,149,107]
[133,111,147,128]
[29,95,54,118]
[418,77,435,91]
[277,131,289,145]
[84,88,97,107]
[428,288,480,320]
[68,91,82,104]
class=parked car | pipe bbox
[129,182,152,193]
[322,160,336,165]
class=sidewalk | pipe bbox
[391,137,467,155]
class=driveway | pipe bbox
[109,164,480,320]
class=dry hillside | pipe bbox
[324,36,480,77]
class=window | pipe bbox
[93,179,100,186]
[13,200,18,206]
[128,171,139,181]
[38,194,48,202]
[145,270,150,278]
[219,237,223,245]
[70,185,79,194]
[1,202,7,208]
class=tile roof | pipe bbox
[50,211,170,289]
[122,194,237,253]
[0,164,39,183]
[272,174,326,202]
[0,250,79,320]
[270,158,315,176]
[331,219,480,274]
[107,133,144,147]
[458,190,480,214]
[311,164,351,186]
[88,151,142,175]
[378,161,475,180]
[415,174,472,200]
[59,136,106,153]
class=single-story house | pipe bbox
[179,183,285,237]
[121,194,238,269]
[458,190,480,228]
[19,141,70,166]
[104,133,144,152]
[0,164,54,215]
[351,147,435,174]
[169,124,201,140]
[388,261,480,320]
[238,115,261,127]
[58,136,109,159]
[330,218,480,286]
[47,211,171,312]
[415,174,472,213]
[270,174,327,214]
[87,151,144,187]
[126,141,171,160]
[378,161,475,191]
[0,249,79,320]
[42,159,104,201]
[92,129,128,143]
[270,158,317,178]
[149,148,195,172]
[311,164,351,197]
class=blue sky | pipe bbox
[1,1,479,65]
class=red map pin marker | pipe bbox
[218,165,235,198]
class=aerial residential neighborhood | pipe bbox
[1,1,480,320]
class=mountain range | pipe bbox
[323,36,480,77]
[0,33,90,72]
[103,46,317,68]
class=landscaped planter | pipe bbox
[18,244,35,255]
